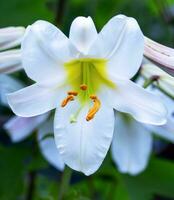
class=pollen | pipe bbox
[86,95,101,121]
[61,91,78,107]
[67,91,78,96]
[61,95,74,107]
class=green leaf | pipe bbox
[121,157,174,200]
[33,174,59,200]
[0,144,29,200]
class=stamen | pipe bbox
[61,95,74,107]
[67,91,78,96]
[80,84,87,91]
[61,91,78,107]
[86,95,101,121]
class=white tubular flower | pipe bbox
[0,26,25,51]
[7,15,167,175]
[144,37,174,76]
[38,119,65,171]
[141,59,174,97]
[111,83,174,176]
[0,49,22,74]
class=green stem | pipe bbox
[143,77,156,88]
[58,166,72,200]
[143,77,174,100]
[156,83,174,100]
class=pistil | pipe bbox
[80,84,87,91]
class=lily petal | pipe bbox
[143,87,174,142]
[69,16,97,54]
[4,114,49,142]
[0,50,22,74]
[0,75,23,106]
[0,26,25,51]
[108,79,167,125]
[7,84,66,117]
[54,101,114,175]
[89,15,144,79]
[22,20,77,84]
[38,118,64,171]
[111,114,152,175]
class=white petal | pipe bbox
[4,113,49,142]
[143,88,174,142]
[108,79,167,125]
[111,114,153,175]
[38,118,64,171]
[69,16,97,54]
[54,100,115,175]
[0,50,22,74]
[22,20,77,84]
[89,15,144,79]
[0,75,24,106]
[7,83,66,117]
[0,27,25,51]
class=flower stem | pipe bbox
[143,76,158,88]
[55,0,67,26]
[26,171,36,200]
[58,166,72,200]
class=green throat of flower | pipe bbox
[61,58,115,122]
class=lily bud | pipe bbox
[141,58,174,98]
[0,26,25,51]
[0,49,22,74]
[144,37,174,76]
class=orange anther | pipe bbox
[67,91,78,96]
[89,95,97,100]
[80,84,87,91]
[86,96,101,121]
[61,95,74,107]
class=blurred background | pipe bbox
[1,0,174,199]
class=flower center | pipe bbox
[64,58,115,99]
[61,58,115,122]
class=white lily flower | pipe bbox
[112,82,174,175]
[0,26,25,51]
[38,119,65,171]
[141,59,174,97]
[7,15,167,175]
[0,49,22,74]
